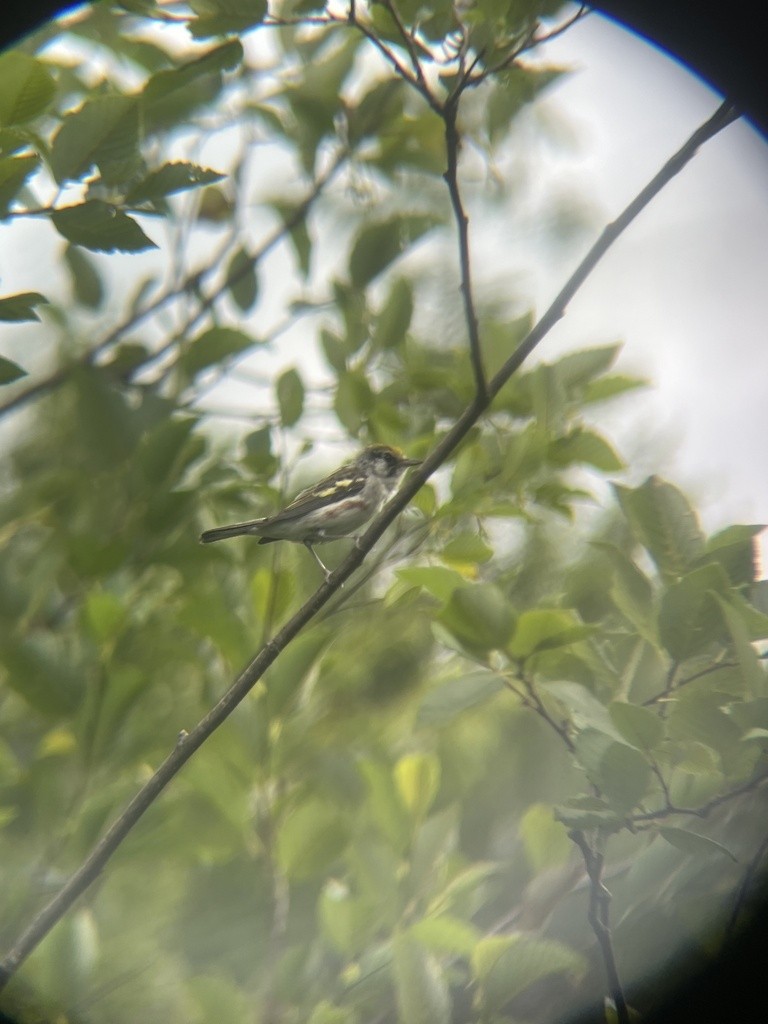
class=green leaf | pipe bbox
[659,826,737,862]
[371,277,413,350]
[396,566,465,603]
[125,161,223,203]
[83,590,126,643]
[137,416,199,485]
[0,52,55,127]
[0,153,39,217]
[416,672,505,729]
[410,915,480,958]
[72,366,141,469]
[543,682,628,746]
[440,531,493,566]
[276,368,304,427]
[64,244,103,309]
[359,759,411,851]
[52,202,157,253]
[554,795,622,831]
[51,94,141,185]
[0,357,27,384]
[554,344,620,389]
[0,291,48,322]
[608,702,664,751]
[574,729,651,814]
[394,752,440,822]
[508,609,594,659]
[548,427,624,471]
[307,1000,355,1024]
[143,38,243,103]
[1,635,83,717]
[274,201,312,277]
[472,934,586,1013]
[519,802,571,872]
[188,0,268,37]
[658,562,729,661]
[392,932,451,1024]
[438,581,515,652]
[582,372,648,404]
[226,247,258,312]
[242,424,278,476]
[334,370,373,434]
[714,594,767,695]
[350,215,439,289]
[276,798,348,880]
[189,974,253,1024]
[180,326,255,377]
[615,476,706,580]
[703,524,764,587]
[592,542,656,642]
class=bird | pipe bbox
[200,444,421,579]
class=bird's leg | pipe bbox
[305,541,332,581]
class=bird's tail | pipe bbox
[200,520,265,544]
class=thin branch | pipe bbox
[442,101,486,399]
[502,669,576,753]
[486,100,740,396]
[643,653,736,705]
[568,830,630,1024]
[380,0,431,96]
[630,768,768,824]
[343,7,441,114]
[0,99,740,991]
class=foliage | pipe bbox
[0,3,765,1024]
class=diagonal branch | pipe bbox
[569,829,630,1024]
[0,99,739,991]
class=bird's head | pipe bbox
[357,444,421,480]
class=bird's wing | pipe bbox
[262,463,367,525]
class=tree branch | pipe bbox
[0,99,739,991]
[569,829,630,1024]
[443,100,487,399]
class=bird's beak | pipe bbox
[402,457,422,468]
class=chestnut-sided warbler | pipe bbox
[200,444,421,578]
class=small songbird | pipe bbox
[200,444,421,578]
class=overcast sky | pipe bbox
[535,12,768,556]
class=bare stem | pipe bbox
[443,101,487,399]
[569,830,630,1024]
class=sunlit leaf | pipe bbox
[51,94,142,185]
[0,51,55,127]
[125,161,223,203]
[52,201,157,253]
[0,291,48,321]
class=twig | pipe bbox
[630,768,768,824]
[502,670,576,753]
[568,829,630,1024]
[380,0,429,92]
[642,653,734,705]
[0,99,740,990]
[442,100,487,399]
